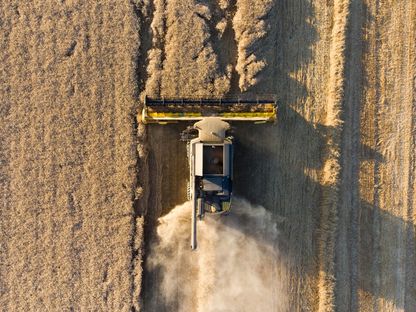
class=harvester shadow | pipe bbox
[232,111,392,310]
[233,109,327,309]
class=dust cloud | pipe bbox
[147,198,287,311]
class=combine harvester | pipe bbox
[140,96,277,249]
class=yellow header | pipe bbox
[139,100,277,124]
[141,109,277,124]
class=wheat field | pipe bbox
[1,0,415,311]
[0,1,141,311]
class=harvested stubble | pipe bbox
[140,0,416,311]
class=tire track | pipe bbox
[358,1,381,310]
[335,0,363,309]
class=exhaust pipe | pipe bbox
[191,197,198,250]
[191,197,204,250]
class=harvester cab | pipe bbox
[140,96,277,250]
